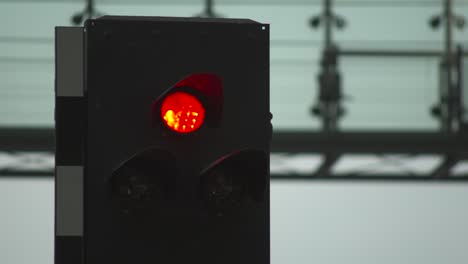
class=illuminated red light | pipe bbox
[160,92,205,133]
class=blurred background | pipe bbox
[1,0,468,263]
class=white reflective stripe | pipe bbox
[56,166,83,236]
[56,27,84,97]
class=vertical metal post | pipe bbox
[435,0,459,177]
[206,0,214,18]
[320,0,340,176]
[458,46,467,131]
[455,46,464,129]
[322,0,339,132]
[324,0,332,49]
[445,0,453,58]
[441,0,455,132]
[86,0,94,14]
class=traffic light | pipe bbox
[55,16,270,264]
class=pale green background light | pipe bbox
[2,0,467,129]
[1,1,468,264]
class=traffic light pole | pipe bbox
[71,0,102,25]
[309,0,345,178]
[194,0,222,18]
[310,0,344,132]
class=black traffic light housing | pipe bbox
[55,16,270,264]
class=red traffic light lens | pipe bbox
[160,91,205,133]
